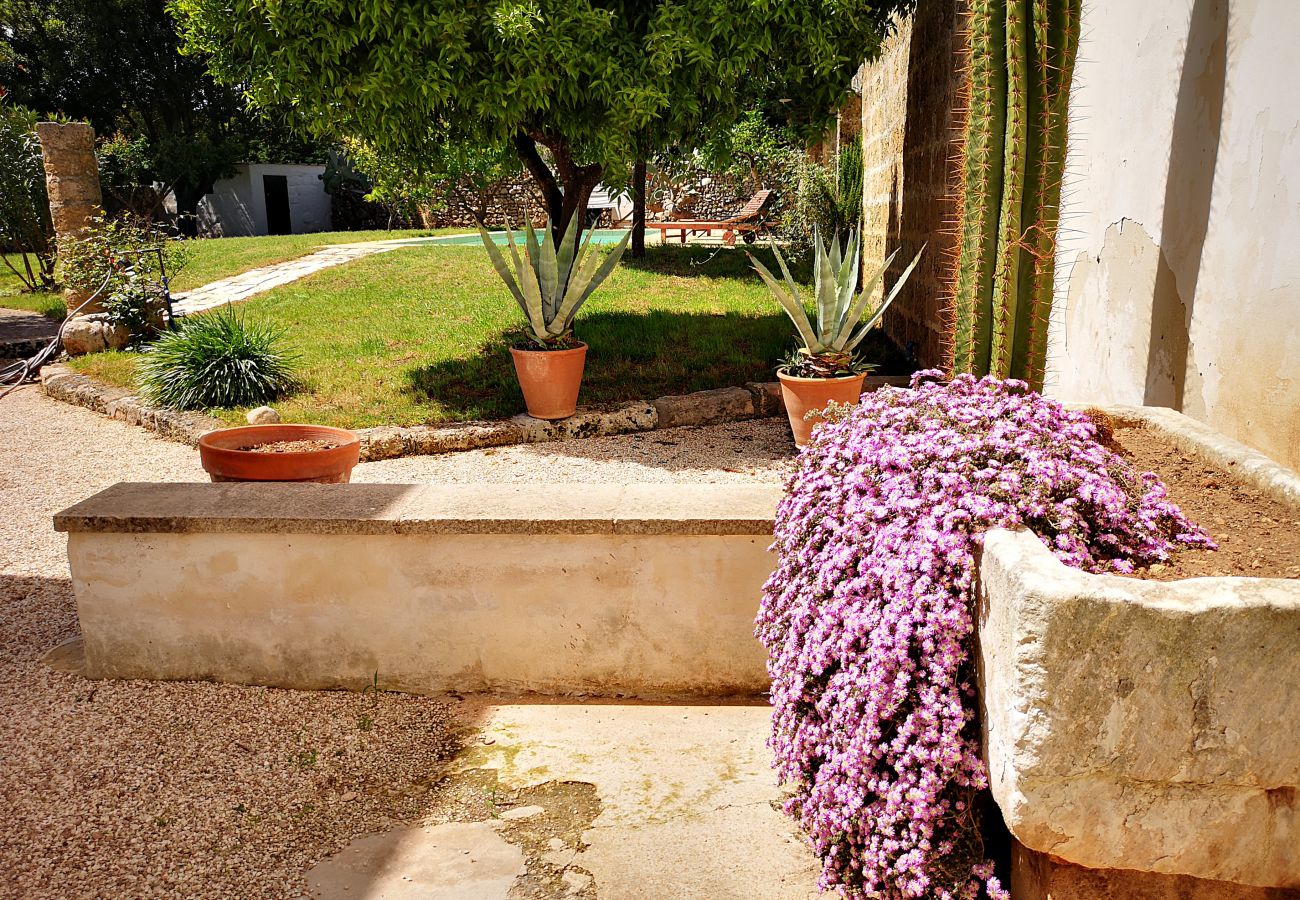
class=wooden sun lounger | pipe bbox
[644,189,774,247]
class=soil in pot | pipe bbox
[238,439,340,453]
[1112,423,1300,580]
[509,341,587,420]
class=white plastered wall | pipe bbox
[1046,0,1300,470]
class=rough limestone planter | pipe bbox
[978,405,1300,895]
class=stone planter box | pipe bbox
[978,405,1300,896]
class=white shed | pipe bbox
[194,163,332,237]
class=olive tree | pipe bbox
[0,102,56,291]
[171,0,899,240]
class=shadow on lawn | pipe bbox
[620,243,813,282]
[405,308,909,421]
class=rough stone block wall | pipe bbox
[419,175,548,228]
[860,5,967,368]
[36,122,106,316]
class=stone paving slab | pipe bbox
[171,242,407,315]
[308,701,819,900]
[0,306,59,359]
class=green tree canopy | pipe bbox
[1,0,326,231]
[171,0,900,237]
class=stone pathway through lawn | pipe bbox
[170,236,450,316]
[0,384,810,898]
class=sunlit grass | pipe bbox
[69,243,905,427]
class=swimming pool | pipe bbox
[420,229,634,247]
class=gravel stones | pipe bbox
[0,385,790,897]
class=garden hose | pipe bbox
[0,270,115,401]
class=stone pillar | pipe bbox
[36,122,104,316]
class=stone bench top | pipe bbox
[54,482,785,536]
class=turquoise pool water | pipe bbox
[422,229,633,247]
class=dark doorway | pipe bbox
[262,175,292,235]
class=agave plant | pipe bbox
[747,227,923,376]
[479,217,631,348]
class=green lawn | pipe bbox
[0,254,65,318]
[0,230,462,319]
[168,228,458,292]
[69,244,906,428]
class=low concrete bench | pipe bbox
[55,483,783,698]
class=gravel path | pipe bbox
[0,385,790,898]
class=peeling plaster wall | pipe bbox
[1046,0,1300,469]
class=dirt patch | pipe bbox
[411,764,601,899]
[1115,423,1300,581]
[237,439,340,453]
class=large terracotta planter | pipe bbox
[198,424,360,483]
[777,371,866,447]
[509,342,587,420]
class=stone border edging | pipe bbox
[37,363,911,461]
[41,366,224,446]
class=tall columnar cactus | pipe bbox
[949,0,1080,390]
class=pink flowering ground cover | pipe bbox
[756,372,1213,899]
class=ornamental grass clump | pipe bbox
[137,306,298,410]
[757,371,1214,899]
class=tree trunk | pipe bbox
[172,181,212,238]
[631,158,647,258]
[513,129,601,243]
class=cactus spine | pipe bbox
[949,0,1079,390]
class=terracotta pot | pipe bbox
[198,424,361,483]
[777,371,867,447]
[509,342,587,420]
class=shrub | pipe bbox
[137,306,299,410]
[0,101,56,291]
[102,271,166,345]
[59,215,188,301]
[757,372,1214,899]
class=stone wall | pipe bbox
[56,482,783,698]
[419,175,549,228]
[859,5,966,367]
[649,170,762,222]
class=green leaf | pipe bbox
[537,218,560,323]
[478,223,528,313]
[503,223,548,340]
[554,215,581,295]
[814,225,837,344]
[748,249,823,354]
[830,247,899,352]
[550,229,630,336]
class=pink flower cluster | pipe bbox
[757,372,1213,899]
